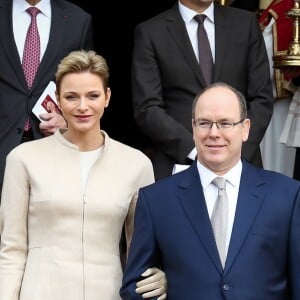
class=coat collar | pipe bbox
[165,4,207,87]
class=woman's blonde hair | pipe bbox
[55,50,109,93]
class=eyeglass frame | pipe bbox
[193,118,245,130]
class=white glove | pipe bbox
[135,267,167,299]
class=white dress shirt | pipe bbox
[197,160,242,254]
[80,147,103,189]
[178,0,215,63]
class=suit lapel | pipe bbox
[0,0,28,89]
[166,4,206,87]
[214,4,229,81]
[33,0,67,88]
[178,164,223,274]
[224,162,266,274]
[178,162,267,275]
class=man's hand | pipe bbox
[135,267,167,299]
[39,112,66,136]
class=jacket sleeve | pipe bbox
[124,156,154,253]
[0,149,30,300]
[131,22,196,164]
[241,12,274,163]
[120,189,160,300]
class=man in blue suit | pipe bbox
[120,82,300,299]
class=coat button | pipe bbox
[223,284,230,291]
[17,128,23,134]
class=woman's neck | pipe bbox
[63,130,105,151]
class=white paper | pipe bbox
[172,164,190,175]
[32,81,61,121]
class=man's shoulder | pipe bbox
[245,162,300,190]
[262,168,299,186]
[135,5,177,29]
[218,4,256,17]
[216,4,257,25]
[143,165,195,192]
[53,0,91,17]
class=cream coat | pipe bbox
[0,130,154,300]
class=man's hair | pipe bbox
[191,82,248,119]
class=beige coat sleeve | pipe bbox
[124,156,154,255]
[0,148,30,300]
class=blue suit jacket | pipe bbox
[120,161,300,299]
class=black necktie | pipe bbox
[194,14,213,85]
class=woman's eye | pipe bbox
[64,93,78,100]
[65,95,77,100]
[89,94,99,99]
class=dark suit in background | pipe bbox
[132,1,273,180]
[0,0,93,191]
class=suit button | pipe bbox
[223,284,230,291]
[17,128,23,134]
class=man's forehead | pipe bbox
[198,88,238,106]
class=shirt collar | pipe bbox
[14,0,51,17]
[197,159,242,189]
[178,0,214,24]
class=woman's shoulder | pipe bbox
[107,138,154,184]
[7,135,55,159]
[102,133,151,168]
[108,137,151,162]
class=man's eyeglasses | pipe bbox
[193,119,245,130]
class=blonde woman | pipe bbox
[0,50,166,300]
